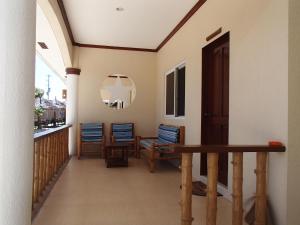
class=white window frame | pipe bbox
[164,62,186,119]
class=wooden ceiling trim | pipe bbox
[74,43,157,52]
[57,0,207,52]
[156,0,207,51]
[57,0,75,44]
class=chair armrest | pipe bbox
[139,136,158,140]
[153,143,175,147]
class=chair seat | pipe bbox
[82,138,103,142]
[140,139,174,153]
[115,138,135,142]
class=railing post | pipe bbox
[207,153,219,225]
[255,152,267,225]
[181,153,193,225]
[232,152,243,225]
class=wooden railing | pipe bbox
[32,125,71,217]
[174,144,286,225]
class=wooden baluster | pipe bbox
[32,142,38,206]
[57,132,60,168]
[207,153,219,225]
[181,153,193,225]
[55,132,58,172]
[65,128,68,161]
[36,140,41,199]
[40,138,45,192]
[66,128,69,160]
[232,152,243,225]
[38,139,43,197]
[59,131,62,167]
[51,134,55,178]
[43,137,47,188]
[45,136,50,184]
[53,134,57,175]
[60,131,63,166]
[255,152,267,225]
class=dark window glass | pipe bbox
[176,67,185,116]
[166,72,175,115]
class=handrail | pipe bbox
[174,144,285,153]
[34,124,72,141]
[32,125,71,219]
[177,143,286,225]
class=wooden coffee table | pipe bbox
[105,143,130,168]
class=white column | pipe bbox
[0,1,36,225]
[66,68,80,155]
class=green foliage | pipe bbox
[34,106,45,117]
[35,88,44,99]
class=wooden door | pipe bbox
[200,33,230,186]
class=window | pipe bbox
[165,64,185,117]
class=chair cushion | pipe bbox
[158,125,179,144]
[82,137,103,142]
[81,123,103,142]
[140,138,173,150]
[112,123,133,139]
[115,138,135,142]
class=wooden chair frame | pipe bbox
[110,122,137,157]
[137,124,185,172]
[77,123,106,159]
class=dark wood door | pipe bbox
[200,33,230,186]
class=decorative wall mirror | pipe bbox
[100,74,136,109]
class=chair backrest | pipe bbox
[80,123,103,142]
[111,123,134,139]
[158,124,185,144]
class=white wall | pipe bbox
[287,0,300,224]
[77,48,157,139]
[156,0,288,224]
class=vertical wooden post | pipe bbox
[181,153,193,225]
[232,152,243,225]
[255,152,267,225]
[207,153,219,225]
[32,142,37,206]
[45,136,50,184]
[38,140,43,196]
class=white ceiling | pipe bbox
[36,5,65,77]
[63,0,199,49]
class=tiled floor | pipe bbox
[32,157,233,225]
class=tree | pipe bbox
[34,88,45,129]
[35,88,44,104]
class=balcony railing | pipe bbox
[32,125,71,218]
[174,144,286,225]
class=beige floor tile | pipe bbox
[32,157,235,225]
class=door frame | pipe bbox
[200,32,230,194]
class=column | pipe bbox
[66,68,81,155]
[0,1,36,225]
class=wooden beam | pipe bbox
[255,152,268,225]
[181,153,193,225]
[232,152,243,225]
[173,145,285,154]
[206,153,219,225]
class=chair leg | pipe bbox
[149,149,156,173]
[136,143,141,159]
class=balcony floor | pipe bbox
[32,157,234,225]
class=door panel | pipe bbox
[201,33,230,186]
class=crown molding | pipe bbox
[57,0,207,52]
[74,42,157,52]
